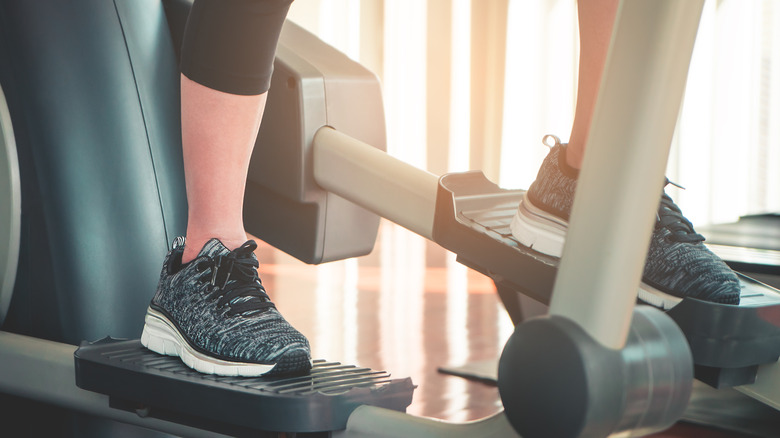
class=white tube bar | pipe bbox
[313,126,440,240]
[737,359,780,411]
[0,331,233,438]
[549,0,705,349]
[332,405,520,438]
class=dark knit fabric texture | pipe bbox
[526,143,740,304]
[150,238,311,372]
[526,143,579,221]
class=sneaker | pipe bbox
[510,135,741,308]
[141,237,312,376]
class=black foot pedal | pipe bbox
[75,338,414,436]
[433,171,780,387]
[433,171,557,305]
[668,274,780,386]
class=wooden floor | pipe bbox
[252,221,758,437]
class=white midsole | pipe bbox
[141,308,276,377]
[510,194,683,310]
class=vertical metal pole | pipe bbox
[548,0,705,349]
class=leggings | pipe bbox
[180,0,294,96]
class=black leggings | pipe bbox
[180,0,293,96]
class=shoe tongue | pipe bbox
[194,239,269,314]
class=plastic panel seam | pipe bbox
[112,0,171,245]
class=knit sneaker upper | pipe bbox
[525,139,579,222]
[644,191,740,304]
[150,238,311,372]
[524,138,741,305]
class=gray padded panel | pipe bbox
[0,0,186,343]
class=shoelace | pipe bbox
[198,241,276,316]
[657,179,705,244]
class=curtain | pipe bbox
[288,0,780,226]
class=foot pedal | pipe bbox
[432,171,557,305]
[75,338,414,436]
[433,171,780,387]
[668,274,780,387]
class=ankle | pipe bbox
[182,234,248,263]
[557,145,581,180]
[563,143,583,170]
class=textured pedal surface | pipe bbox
[433,171,780,375]
[432,171,558,306]
[74,338,414,434]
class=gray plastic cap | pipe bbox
[498,306,692,438]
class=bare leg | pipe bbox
[567,0,619,169]
[180,74,267,263]
[142,0,310,378]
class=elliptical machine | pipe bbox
[2,1,779,437]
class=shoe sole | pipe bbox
[510,194,683,310]
[141,308,312,377]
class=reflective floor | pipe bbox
[253,221,754,437]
